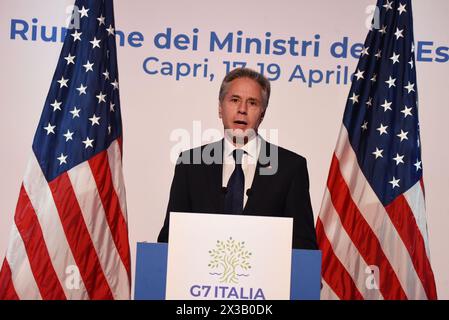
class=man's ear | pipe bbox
[218,103,223,119]
[261,109,266,119]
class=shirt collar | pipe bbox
[223,134,260,160]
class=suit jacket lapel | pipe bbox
[243,138,272,213]
[206,139,224,212]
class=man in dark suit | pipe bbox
[158,68,317,249]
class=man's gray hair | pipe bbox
[218,68,271,109]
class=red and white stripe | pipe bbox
[0,140,130,300]
[317,126,437,300]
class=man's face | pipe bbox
[219,77,266,141]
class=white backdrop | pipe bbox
[1,0,448,299]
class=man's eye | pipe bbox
[231,98,239,102]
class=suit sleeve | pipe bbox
[284,157,318,249]
[157,155,191,243]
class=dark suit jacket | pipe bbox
[157,138,318,249]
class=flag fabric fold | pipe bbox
[317,0,437,300]
[0,0,131,300]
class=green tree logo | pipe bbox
[208,237,252,284]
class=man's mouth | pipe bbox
[234,120,248,125]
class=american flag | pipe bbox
[317,0,437,299]
[0,0,131,299]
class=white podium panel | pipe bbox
[166,212,293,300]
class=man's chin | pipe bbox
[224,128,257,145]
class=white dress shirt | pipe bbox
[222,135,261,207]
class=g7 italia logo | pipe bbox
[208,237,252,284]
[189,237,265,299]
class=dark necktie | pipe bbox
[224,149,245,214]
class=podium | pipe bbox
[134,242,321,300]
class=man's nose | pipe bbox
[237,101,248,114]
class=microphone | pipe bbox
[259,161,271,168]
[246,189,252,197]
